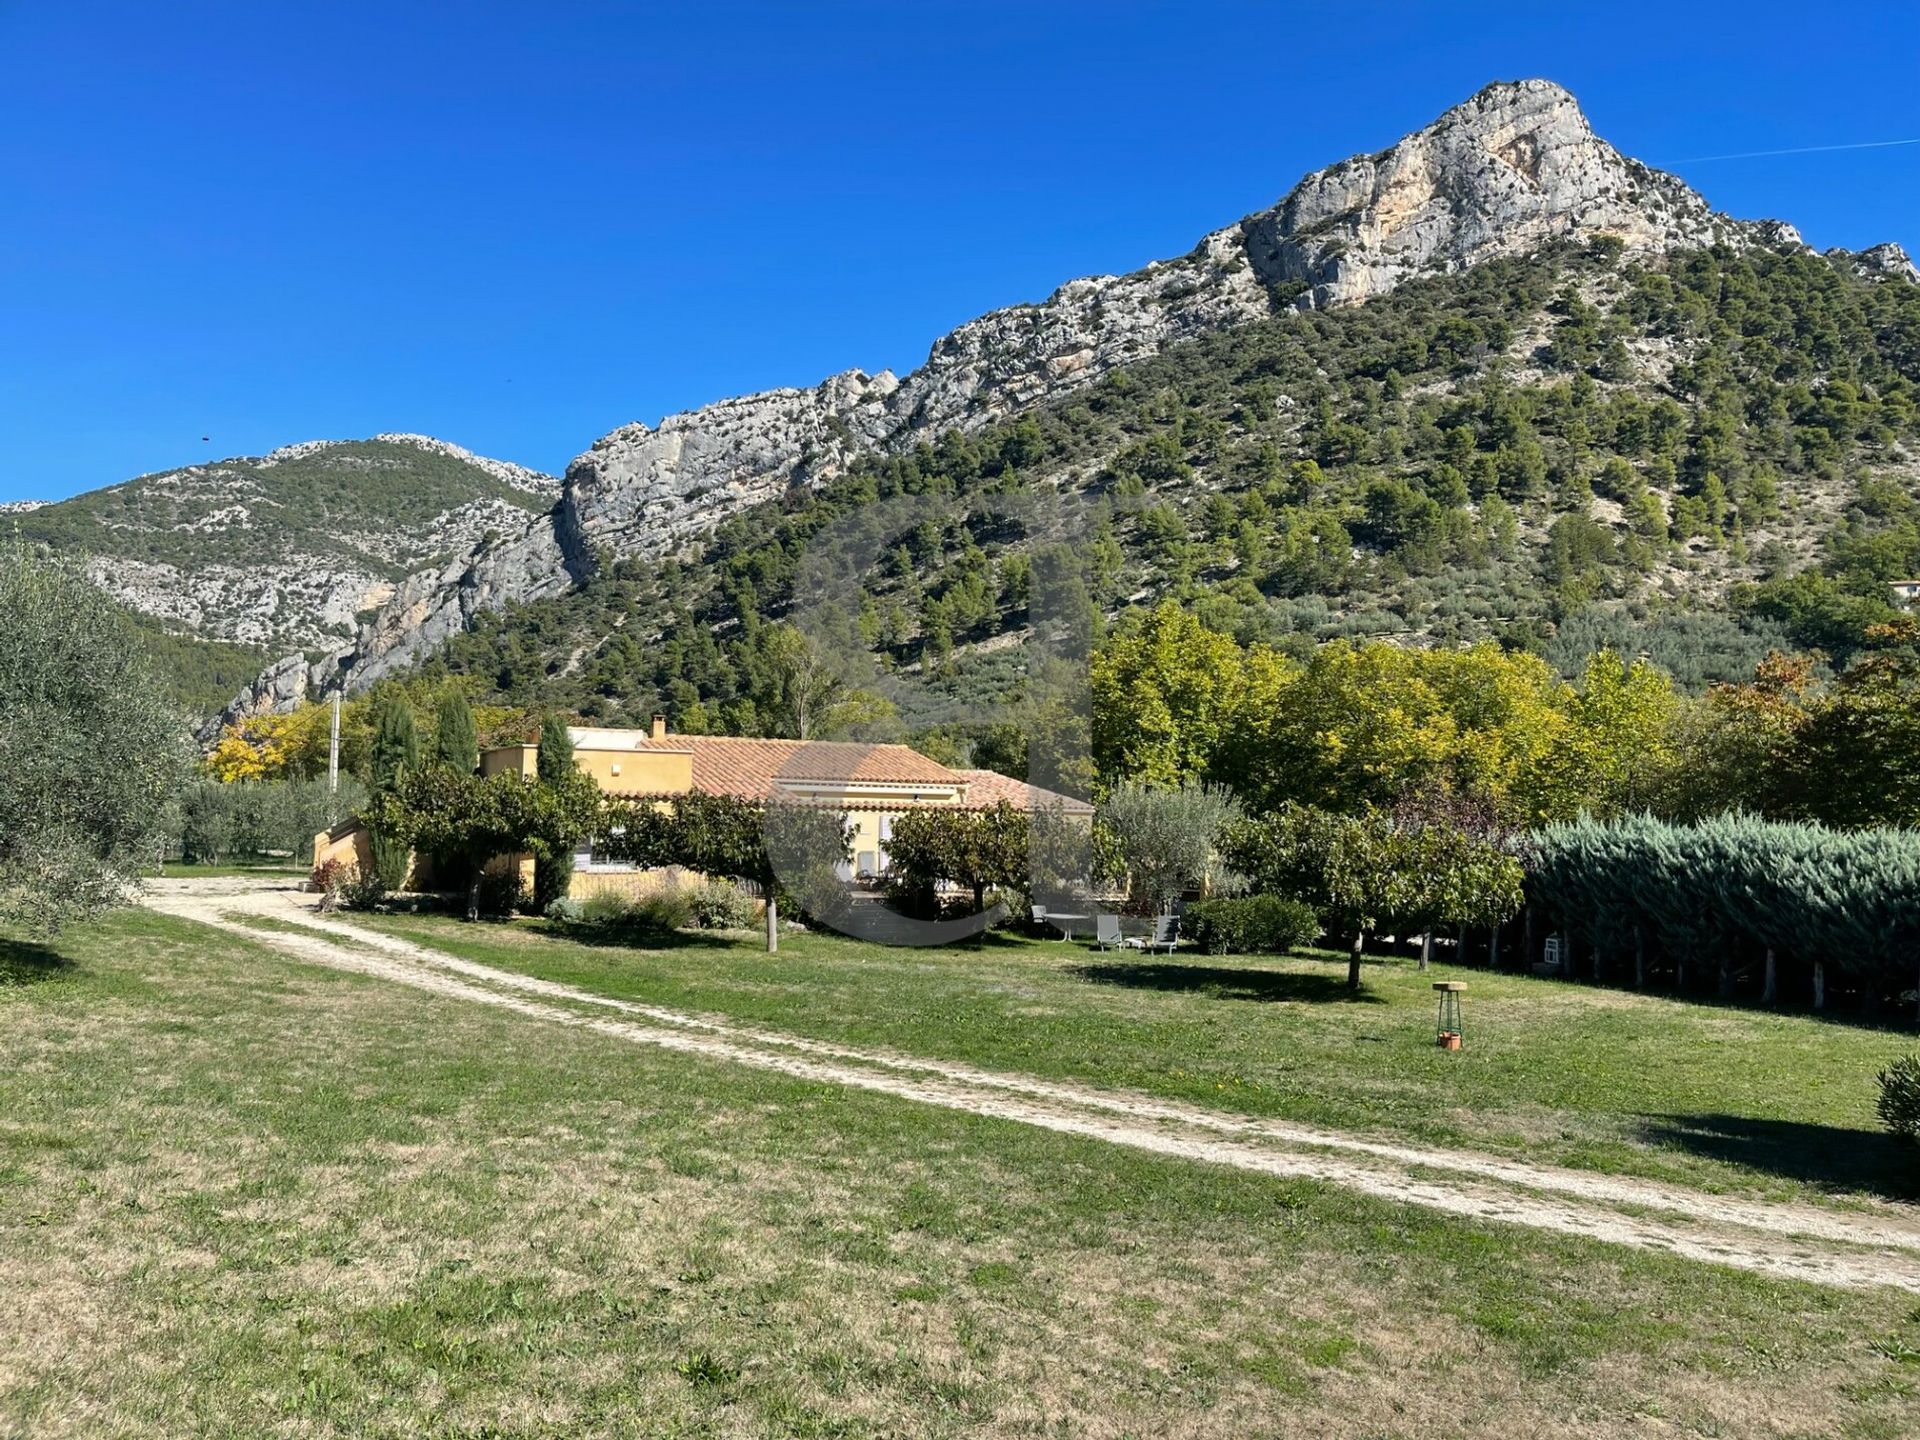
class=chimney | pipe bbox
[650,713,667,741]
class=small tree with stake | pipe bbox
[1224,805,1410,990]
[599,791,850,952]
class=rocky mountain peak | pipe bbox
[1242,78,1766,311]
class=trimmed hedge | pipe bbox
[1185,895,1320,956]
[1528,814,1920,998]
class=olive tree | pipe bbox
[1096,779,1242,915]
[0,547,190,932]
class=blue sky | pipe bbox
[3,1,1917,503]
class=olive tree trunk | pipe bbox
[1347,931,1365,990]
[765,893,779,954]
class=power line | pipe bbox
[1673,137,1920,164]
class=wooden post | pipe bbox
[1489,923,1501,972]
[1812,960,1826,1011]
[1633,926,1647,990]
[1718,951,1735,1001]
[765,893,779,954]
[1523,906,1536,972]
[1762,948,1778,1006]
[1347,931,1365,990]
[1419,932,1432,972]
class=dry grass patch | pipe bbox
[4,911,1920,1437]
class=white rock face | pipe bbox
[1841,242,1920,283]
[1240,79,1766,309]
[544,81,1792,594]
[562,369,902,557]
[234,79,1910,709]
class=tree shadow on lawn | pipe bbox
[0,936,75,988]
[1635,1113,1920,1204]
[532,919,753,953]
[1069,959,1386,1005]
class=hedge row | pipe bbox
[1526,814,1920,1000]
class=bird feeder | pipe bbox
[1433,981,1465,1050]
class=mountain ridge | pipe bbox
[70,77,1911,728]
[14,434,559,654]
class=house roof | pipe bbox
[563,725,1094,812]
[954,769,1096,816]
[578,728,964,800]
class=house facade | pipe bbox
[320,713,1092,900]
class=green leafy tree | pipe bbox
[367,765,599,922]
[1224,806,1414,990]
[883,802,1031,915]
[0,547,190,932]
[599,791,850,952]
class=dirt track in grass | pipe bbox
[142,876,1920,1295]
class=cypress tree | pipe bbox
[433,690,479,774]
[370,692,420,792]
[367,692,420,891]
[532,713,578,912]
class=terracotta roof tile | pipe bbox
[954,769,1096,815]
[597,733,964,800]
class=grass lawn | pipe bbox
[155,859,308,880]
[344,912,1920,1208]
[5,911,1920,1437]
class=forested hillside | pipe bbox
[413,240,1920,733]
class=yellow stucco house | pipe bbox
[317,714,1092,900]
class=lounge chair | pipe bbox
[1149,914,1179,954]
[1095,914,1124,950]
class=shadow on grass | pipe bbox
[1069,959,1386,1005]
[537,921,751,953]
[1635,1113,1920,1204]
[0,937,74,988]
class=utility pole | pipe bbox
[327,690,342,821]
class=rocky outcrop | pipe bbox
[1839,241,1920,283]
[1239,79,1779,310]
[561,369,902,558]
[204,652,311,740]
[231,79,1898,710]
